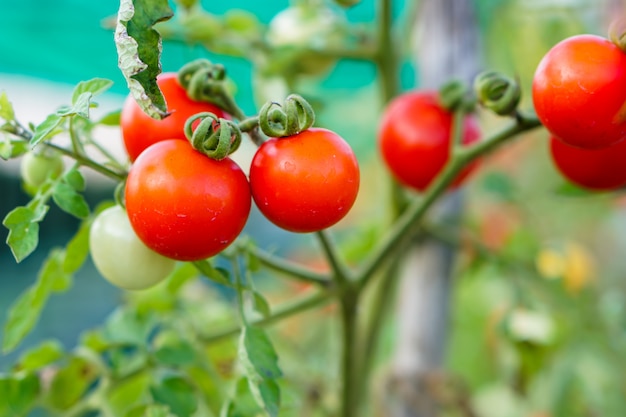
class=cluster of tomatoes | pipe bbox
[90,73,360,290]
[533,34,626,191]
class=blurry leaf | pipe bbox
[0,134,28,160]
[115,0,173,119]
[0,92,15,121]
[0,372,40,417]
[47,356,99,410]
[220,377,263,417]
[126,404,174,417]
[166,263,199,294]
[481,171,516,201]
[31,114,63,147]
[109,348,149,379]
[239,326,282,379]
[150,375,198,417]
[63,220,90,274]
[80,329,110,353]
[3,204,49,262]
[71,78,114,104]
[154,336,196,367]
[193,261,232,287]
[63,167,86,191]
[248,378,280,417]
[554,181,595,197]
[17,340,64,372]
[98,110,122,126]
[103,308,156,346]
[52,182,90,219]
[108,373,152,416]
[252,291,271,318]
[2,250,68,352]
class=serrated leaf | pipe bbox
[98,110,122,126]
[30,114,63,147]
[47,356,99,410]
[71,78,114,104]
[150,375,197,417]
[0,372,40,417]
[63,220,90,274]
[0,92,15,121]
[115,0,173,119]
[252,291,271,318]
[3,204,49,262]
[3,250,67,352]
[239,326,282,380]
[52,182,89,219]
[0,133,28,160]
[17,340,65,371]
[248,378,280,417]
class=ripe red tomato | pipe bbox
[120,72,227,161]
[378,90,481,192]
[550,135,626,191]
[125,139,251,261]
[249,128,360,233]
[532,34,626,149]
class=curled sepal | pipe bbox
[184,112,242,160]
[258,94,315,138]
[177,59,226,105]
[609,17,626,53]
[438,79,471,112]
[473,71,521,116]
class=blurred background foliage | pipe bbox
[2,0,626,415]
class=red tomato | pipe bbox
[125,139,251,261]
[120,72,227,161]
[550,135,626,191]
[249,128,360,233]
[532,34,626,149]
[378,90,481,192]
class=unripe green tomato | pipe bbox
[266,5,345,76]
[89,205,176,291]
[20,151,64,188]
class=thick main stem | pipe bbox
[340,289,360,417]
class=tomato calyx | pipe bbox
[473,71,521,116]
[259,94,315,138]
[609,17,626,53]
[438,79,472,112]
[184,112,242,160]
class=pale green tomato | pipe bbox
[89,206,176,290]
[266,5,345,76]
[20,151,64,188]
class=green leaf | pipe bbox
[0,372,40,417]
[47,356,99,410]
[98,110,122,126]
[248,378,280,417]
[554,181,595,197]
[115,0,173,119]
[52,182,90,219]
[103,308,156,346]
[71,78,114,104]
[0,133,28,160]
[166,263,199,294]
[3,204,49,262]
[63,220,90,274]
[481,171,516,202]
[30,114,63,147]
[193,261,232,287]
[239,326,282,380]
[220,377,263,417]
[150,375,198,417]
[252,291,271,318]
[0,92,15,121]
[63,167,86,191]
[17,340,65,372]
[126,404,174,417]
[154,338,196,367]
[2,250,68,352]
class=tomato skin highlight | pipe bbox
[89,205,176,290]
[120,72,227,161]
[550,135,626,191]
[125,139,251,261]
[532,34,626,149]
[378,90,481,192]
[249,128,360,233]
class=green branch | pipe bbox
[248,245,332,287]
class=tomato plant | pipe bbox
[550,135,626,191]
[20,151,64,188]
[532,34,626,149]
[378,90,481,192]
[89,205,176,290]
[120,72,228,161]
[249,127,360,233]
[125,139,251,261]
